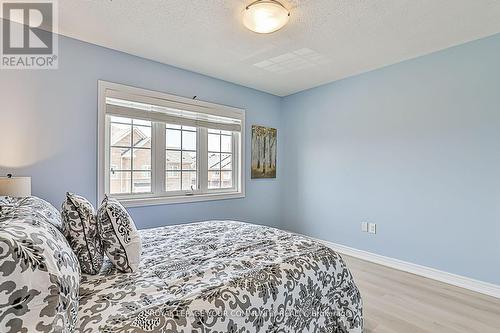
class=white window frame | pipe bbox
[98,81,245,207]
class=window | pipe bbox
[165,125,197,192]
[109,117,152,194]
[208,129,233,189]
[98,81,245,207]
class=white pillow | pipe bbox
[97,196,142,272]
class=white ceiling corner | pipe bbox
[58,0,500,96]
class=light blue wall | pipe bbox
[1,26,498,285]
[281,34,500,285]
[0,34,282,229]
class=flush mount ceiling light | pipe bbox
[243,0,290,34]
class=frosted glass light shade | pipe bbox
[0,177,31,197]
[243,0,290,34]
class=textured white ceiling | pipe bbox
[57,0,500,96]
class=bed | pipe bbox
[77,221,363,333]
[0,197,362,333]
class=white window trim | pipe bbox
[97,80,246,207]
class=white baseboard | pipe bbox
[312,238,500,299]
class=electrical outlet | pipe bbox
[368,223,377,234]
[361,222,368,232]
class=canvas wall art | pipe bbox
[251,125,277,179]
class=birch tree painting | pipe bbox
[251,125,277,179]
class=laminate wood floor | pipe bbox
[343,255,500,333]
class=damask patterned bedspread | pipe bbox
[78,221,363,333]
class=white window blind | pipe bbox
[105,91,242,132]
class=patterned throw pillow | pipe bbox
[0,211,80,333]
[61,193,104,275]
[0,196,63,230]
[0,196,19,217]
[97,196,142,272]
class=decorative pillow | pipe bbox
[97,196,142,272]
[61,193,103,275]
[0,196,18,217]
[0,196,17,206]
[0,196,63,231]
[0,212,80,333]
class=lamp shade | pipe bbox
[0,177,31,197]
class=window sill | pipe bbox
[116,191,245,208]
